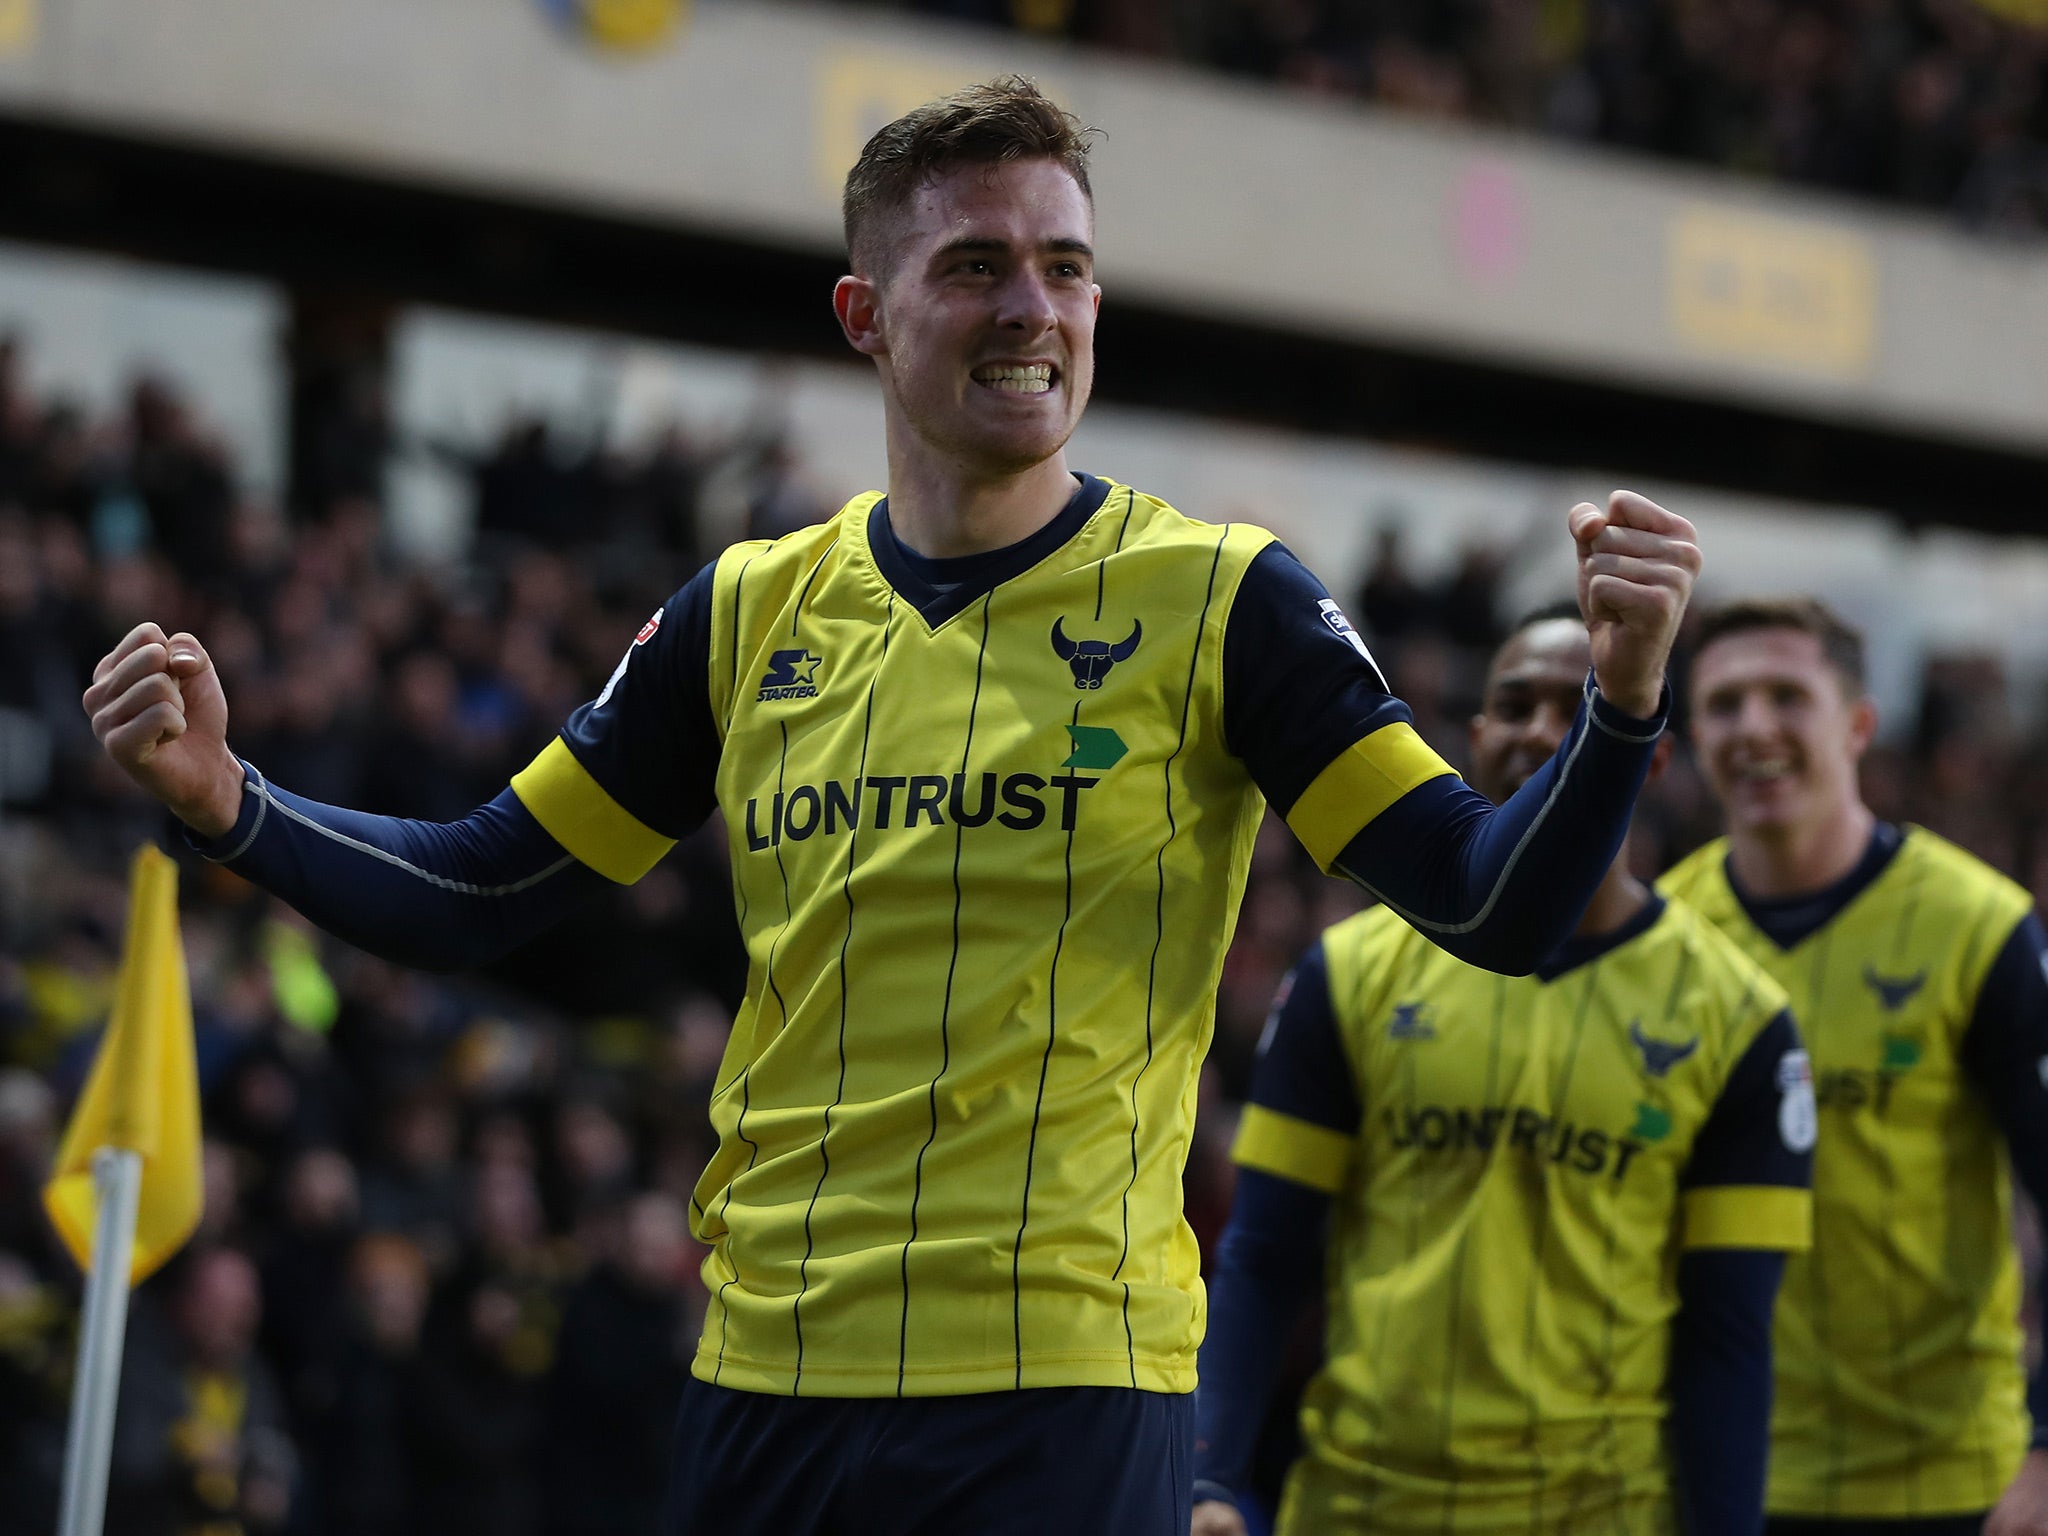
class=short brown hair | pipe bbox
[1694,596,1866,693]
[841,76,1096,276]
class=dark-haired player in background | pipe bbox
[84,80,1701,1536]
[1663,599,2048,1536]
[1193,607,1814,1536]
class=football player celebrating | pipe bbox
[1663,598,2048,1536]
[1192,606,1813,1536]
[85,81,1702,1536]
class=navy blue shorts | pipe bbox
[660,1376,1194,1536]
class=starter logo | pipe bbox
[1386,1002,1437,1041]
[758,649,823,703]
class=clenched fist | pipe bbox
[83,622,244,838]
[1569,490,1702,720]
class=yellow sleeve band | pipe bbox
[1231,1104,1354,1195]
[1682,1184,1812,1251]
[1285,722,1459,873]
[511,738,676,885]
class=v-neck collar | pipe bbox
[866,473,1113,628]
[1534,895,1667,982]
[1725,821,1904,952]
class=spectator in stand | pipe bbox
[128,376,235,594]
[0,1250,69,1536]
[542,1191,697,1536]
[846,0,2048,235]
[360,1087,466,1273]
[317,1233,431,1536]
[107,1247,297,1536]
[407,1268,546,1536]
[1354,523,1433,658]
[260,1150,362,1439]
[358,650,495,823]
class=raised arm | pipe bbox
[1226,492,1698,974]
[84,569,720,972]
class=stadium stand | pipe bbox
[845,0,2048,233]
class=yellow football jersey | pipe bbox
[1662,827,2036,1518]
[1234,898,1809,1535]
[515,476,1460,1396]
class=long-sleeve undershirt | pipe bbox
[192,522,1665,981]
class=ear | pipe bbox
[1846,693,1879,758]
[833,275,886,358]
[1467,712,1485,760]
[1646,732,1675,784]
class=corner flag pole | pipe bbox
[43,844,204,1536]
[55,1147,144,1536]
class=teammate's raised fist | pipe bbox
[83,621,243,838]
[1569,489,1702,720]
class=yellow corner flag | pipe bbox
[43,845,202,1284]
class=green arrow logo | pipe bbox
[1063,725,1128,770]
[1630,1102,1672,1143]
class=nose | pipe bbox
[1731,688,1776,738]
[994,268,1057,336]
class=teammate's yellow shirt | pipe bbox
[513,476,1478,1395]
[1234,898,1811,1535]
[1661,826,2035,1518]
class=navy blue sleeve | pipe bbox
[554,562,721,836]
[186,567,719,970]
[190,778,613,972]
[1195,945,1356,1508]
[1224,544,1668,976]
[1332,693,1659,975]
[1669,1247,1785,1536]
[1221,543,1410,809]
[1247,942,1363,1134]
[1193,1168,1330,1509]
[1681,1011,1815,1196]
[1956,912,2048,1449]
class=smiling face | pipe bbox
[836,157,1098,480]
[1469,619,1592,805]
[1690,626,1876,842]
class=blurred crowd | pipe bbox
[0,334,2043,1536]
[856,0,2048,235]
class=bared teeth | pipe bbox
[973,364,1054,394]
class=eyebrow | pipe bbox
[929,235,1095,262]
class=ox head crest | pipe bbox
[1050,617,1143,689]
